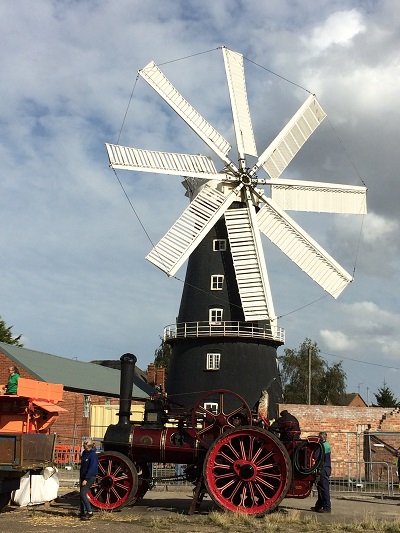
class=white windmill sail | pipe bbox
[269,178,367,214]
[106,143,221,180]
[223,47,257,161]
[257,194,353,298]
[252,94,327,179]
[225,203,275,321]
[107,47,367,326]
[139,61,236,170]
[146,184,243,276]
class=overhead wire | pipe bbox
[321,350,400,371]
[243,56,312,94]
[116,74,140,146]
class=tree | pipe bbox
[154,337,172,369]
[0,315,23,347]
[279,338,346,405]
[374,380,399,407]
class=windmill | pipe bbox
[106,47,367,412]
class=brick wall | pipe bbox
[278,404,400,465]
[0,352,35,383]
[147,363,166,390]
[51,391,121,443]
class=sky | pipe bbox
[1,0,400,405]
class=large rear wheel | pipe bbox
[204,426,291,515]
[88,451,138,510]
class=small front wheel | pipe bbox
[88,451,138,510]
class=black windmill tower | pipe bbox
[106,47,367,415]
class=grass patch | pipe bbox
[206,509,400,532]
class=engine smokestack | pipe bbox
[118,352,137,425]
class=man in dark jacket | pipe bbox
[311,431,331,513]
[79,438,98,520]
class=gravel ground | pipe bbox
[0,489,399,533]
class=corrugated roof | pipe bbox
[0,342,154,399]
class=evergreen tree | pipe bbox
[154,337,171,369]
[374,380,399,407]
[0,315,23,347]
[279,338,346,405]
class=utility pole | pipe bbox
[308,346,312,405]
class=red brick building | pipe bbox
[0,342,154,447]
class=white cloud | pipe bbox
[320,330,355,351]
[308,9,366,52]
[361,213,398,244]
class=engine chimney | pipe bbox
[118,352,137,425]
[103,353,137,455]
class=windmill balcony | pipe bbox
[164,321,285,344]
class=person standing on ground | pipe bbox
[311,431,332,513]
[79,438,98,520]
[395,447,400,487]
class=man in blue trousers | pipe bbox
[79,438,98,520]
[311,431,331,513]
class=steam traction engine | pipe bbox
[87,354,322,515]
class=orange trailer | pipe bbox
[0,378,67,510]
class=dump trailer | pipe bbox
[0,378,66,510]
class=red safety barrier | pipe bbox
[54,444,81,465]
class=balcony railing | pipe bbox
[164,321,285,344]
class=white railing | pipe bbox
[164,321,285,343]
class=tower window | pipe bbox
[211,275,224,290]
[213,239,227,251]
[204,402,219,413]
[209,308,223,323]
[206,353,221,370]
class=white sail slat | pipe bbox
[146,184,240,276]
[253,95,326,179]
[139,62,233,164]
[223,47,257,159]
[225,207,274,321]
[269,179,367,214]
[257,196,352,298]
[106,144,220,179]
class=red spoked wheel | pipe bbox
[203,426,292,515]
[88,452,138,510]
[191,390,251,448]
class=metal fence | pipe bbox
[151,464,190,486]
[330,460,397,498]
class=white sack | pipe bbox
[12,467,59,506]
